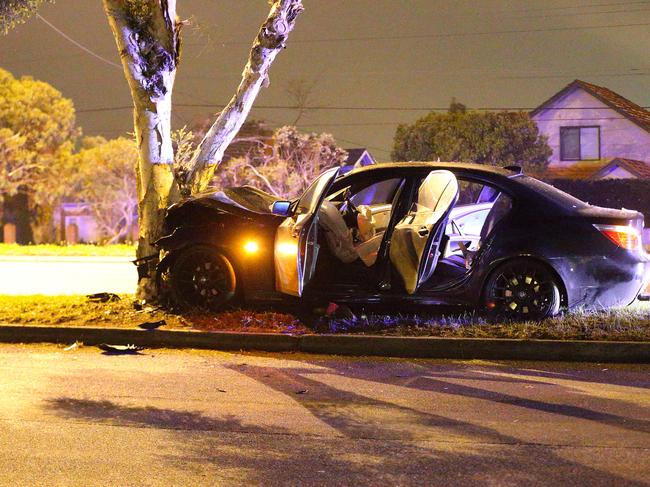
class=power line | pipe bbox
[301,116,646,127]
[509,6,650,20]
[496,0,650,14]
[36,14,122,69]
[77,104,650,113]
[181,69,650,81]
[215,21,650,45]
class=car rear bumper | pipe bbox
[550,253,650,309]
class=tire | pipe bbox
[169,246,237,312]
[483,259,561,321]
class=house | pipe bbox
[531,80,650,179]
[544,157,650,180]
[340,148,376,173]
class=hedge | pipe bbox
[549,179,650,222]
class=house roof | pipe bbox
[344,148,373,165]
[545,158,650,180]
[530,79,650,133]
[594,158,650,179]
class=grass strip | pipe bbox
[0,295,649,341]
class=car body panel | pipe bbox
[275,168,340,296]
[157,161,650,312]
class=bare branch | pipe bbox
[244,162,281,197]
[286,77,316,125]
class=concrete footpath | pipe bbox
[0,325,648,363]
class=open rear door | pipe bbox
[389,170,459,294]
[274,168,339,296]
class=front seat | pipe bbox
[390,170,459,294]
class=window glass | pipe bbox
[580,127,600,159]
[349,178,402,206]
[516,175,588,209]
[560,127,580,160]
[456,208,491,236]
[560,126,600,160]
[295,167,338,214]
[456,180,485,205]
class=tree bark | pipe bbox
[183,0,304,195]
[103,0,180,301]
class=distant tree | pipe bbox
[214,126,347,198]
[0,68,78,194]
[392,101,551,172]
[0,68,78,241]
[70,137,138,244]
[448,97,466,114]
[286,77,317,125]
[0,128,33,196]
[0,0,51,34]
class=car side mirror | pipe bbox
[271,200,292,217]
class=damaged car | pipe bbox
[156,162,650,320]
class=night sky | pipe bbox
[1,0,648,160]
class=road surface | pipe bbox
[0,256,136,295]
[0,344,647,486]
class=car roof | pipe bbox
[341,161,517,179]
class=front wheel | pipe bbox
[483,259,561,320]
[169,246,237,311]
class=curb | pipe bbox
[0,325,649,363]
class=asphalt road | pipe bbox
[0,345,648,486]
[0,256,136,295]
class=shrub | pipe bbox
[549,179,650,221]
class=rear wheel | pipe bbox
[483,259,561,320]
[169,246,237,311]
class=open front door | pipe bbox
[389,170,459,294]
[274,168,339,296]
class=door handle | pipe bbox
[417,226,429,237]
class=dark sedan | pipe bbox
[156,162,650,320]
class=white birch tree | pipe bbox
[102,0,304,300]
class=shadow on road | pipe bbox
[43,360,648,486]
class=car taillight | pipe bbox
[594,224,642,251]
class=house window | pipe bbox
[560,126,600,160]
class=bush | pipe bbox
[549,179,650,221]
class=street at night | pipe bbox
[0,344,647,486]
[2,0,650,485]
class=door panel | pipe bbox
[389,170,459,294]
[274,168,339,296]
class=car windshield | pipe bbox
[515,175,588,209]
[295,167,339,215]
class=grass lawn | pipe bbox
[0,294,649,341]
[0,295,304,334]
[0,244,136,257]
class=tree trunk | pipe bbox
[103,0,180,301]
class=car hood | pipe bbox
[195,186,283,215]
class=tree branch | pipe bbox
[244,163,280,197]
[183,0,303,195]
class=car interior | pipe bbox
[313,171,512,294]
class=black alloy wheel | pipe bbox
[170,246,237,311]
[483,259,561,320]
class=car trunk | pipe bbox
[574,205,644,231]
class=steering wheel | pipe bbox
[342,192,360,228]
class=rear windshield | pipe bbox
[515,175,588,209]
